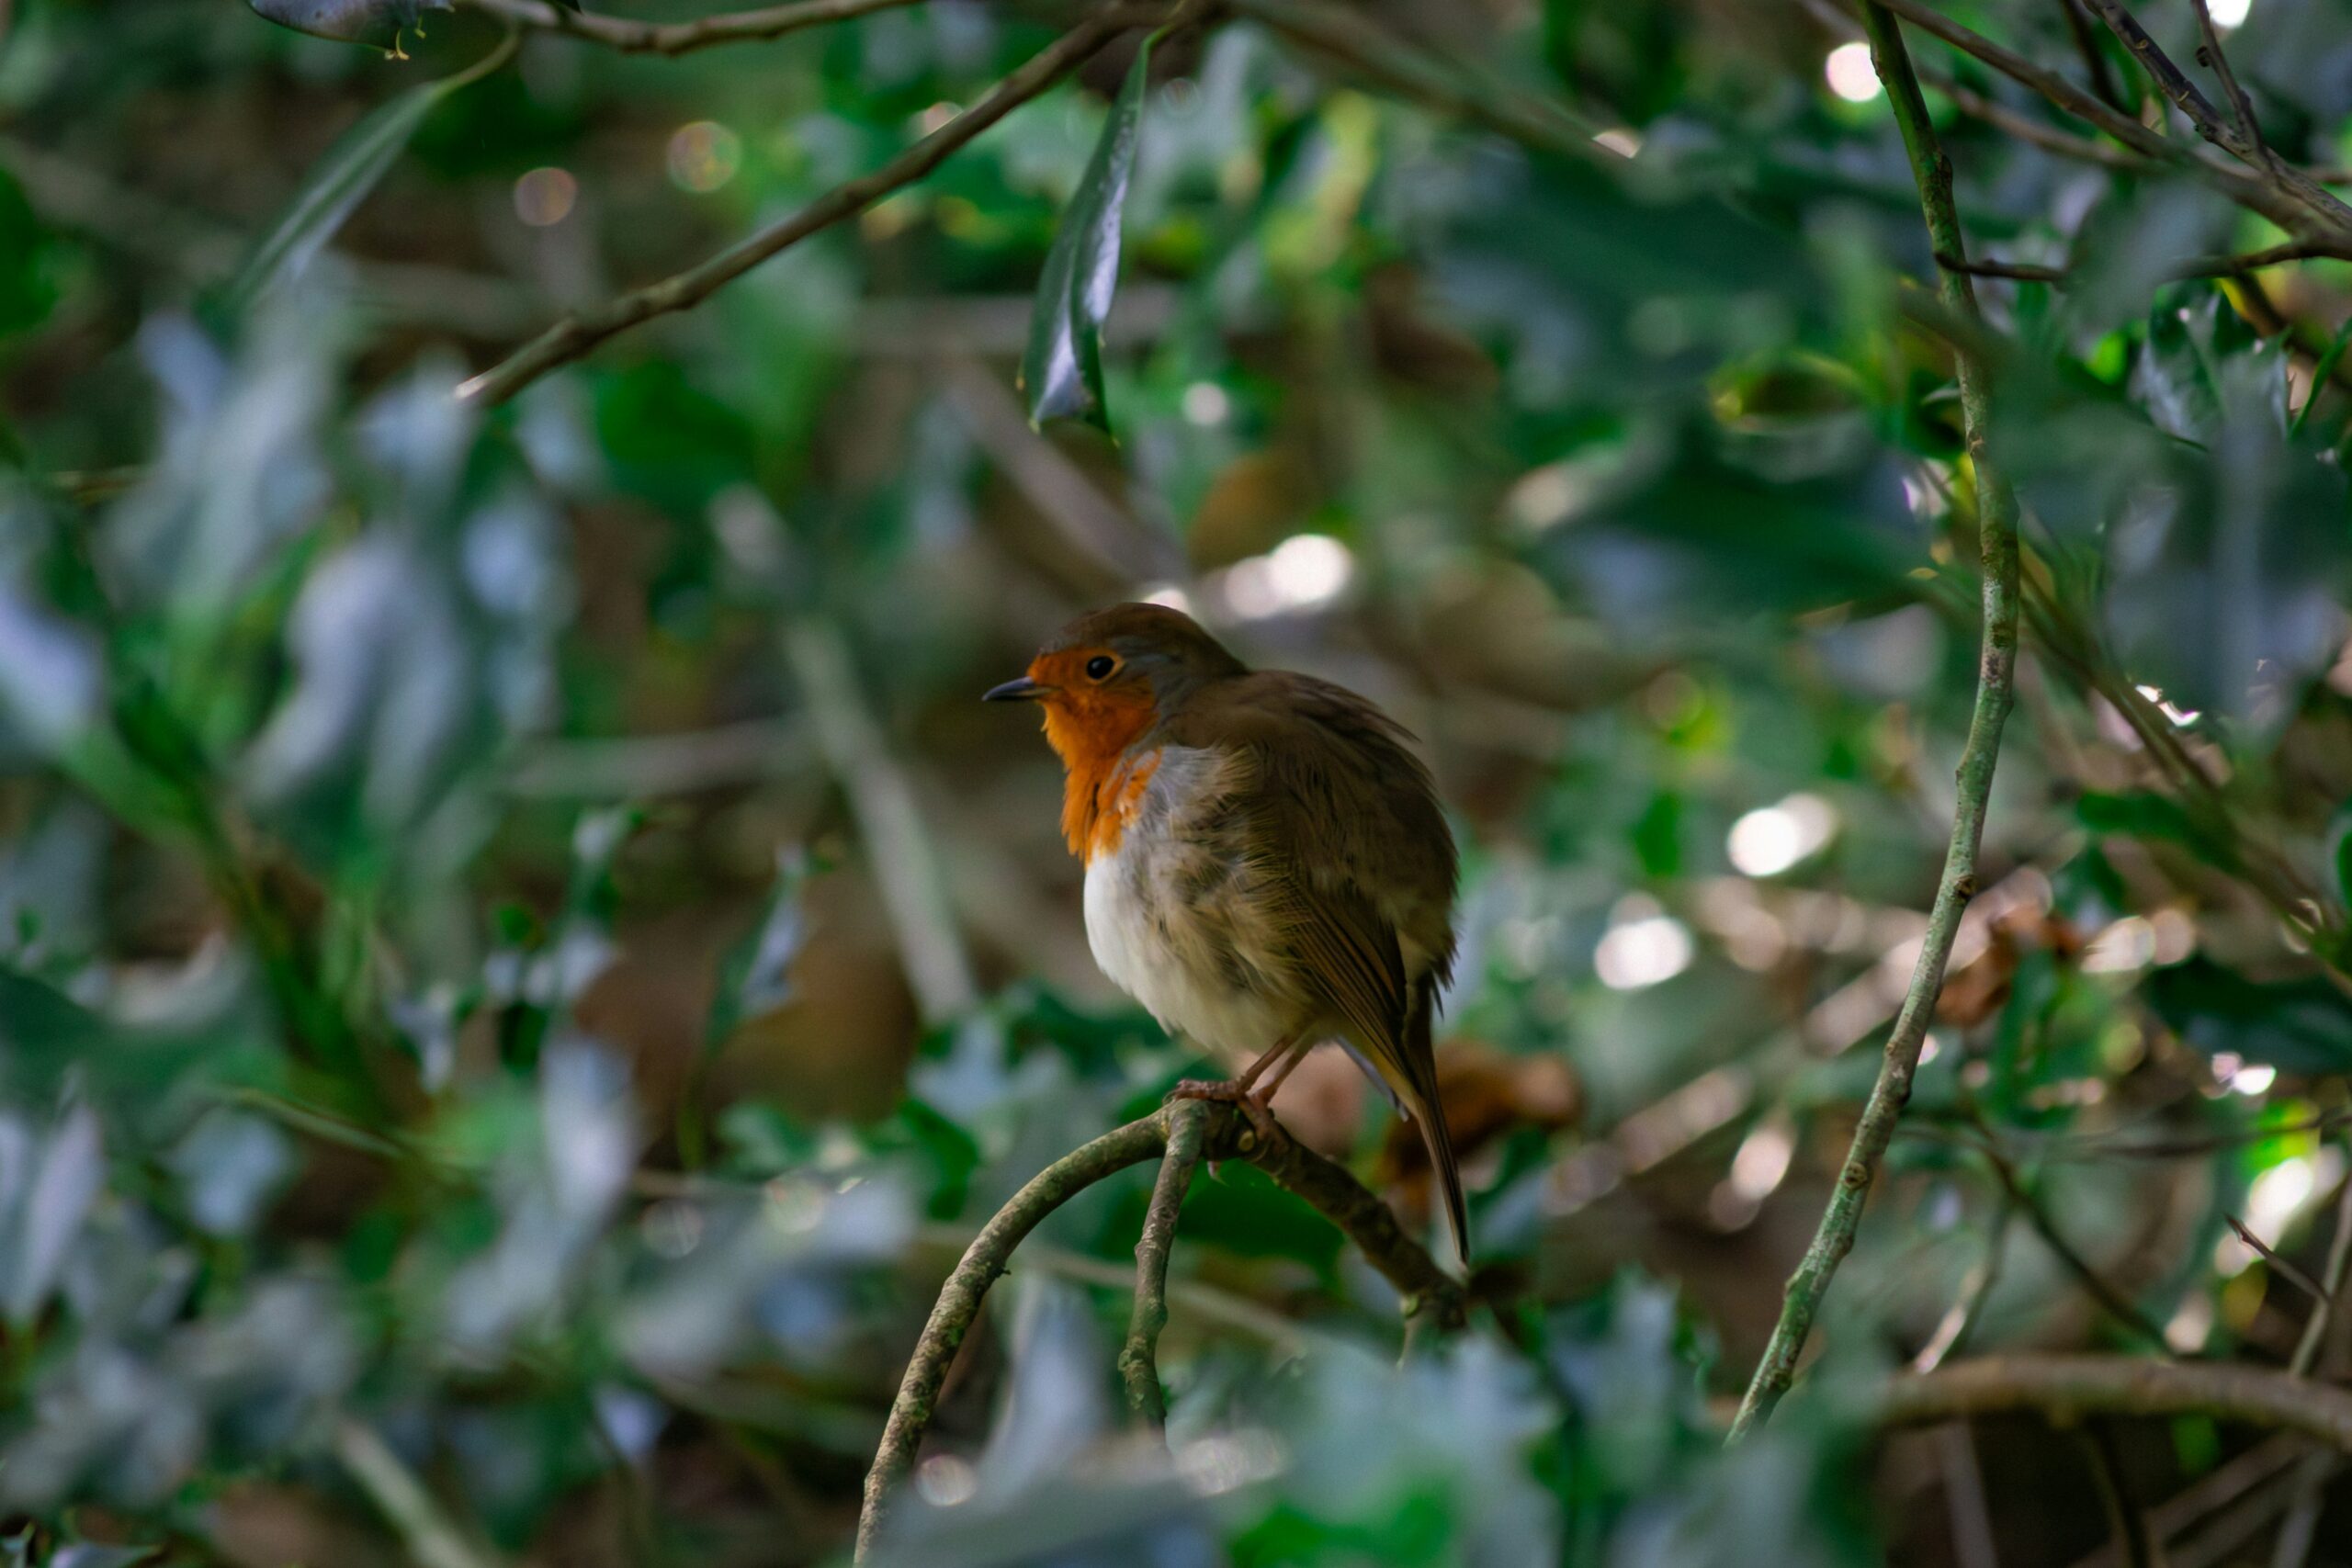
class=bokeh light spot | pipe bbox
[667,121,743,193]
[513,166,579,227]
[1825,42,1883,103]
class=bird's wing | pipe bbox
[1192,672,1466,1260]
[1186,675,1451,1058]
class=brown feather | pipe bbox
[1169,670,1465,1262]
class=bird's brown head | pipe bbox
[985,604,1247,854]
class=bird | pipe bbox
[985,603,1468,1264]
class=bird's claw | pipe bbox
[1167,1077,1249,1106]
[1166,1078,1283,1151]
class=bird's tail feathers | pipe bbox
[1396,990,1468,1269]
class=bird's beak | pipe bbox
[983,676,1052,703]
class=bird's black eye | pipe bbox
[1085,655,1118,681]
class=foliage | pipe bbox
[6,0,2352,1562]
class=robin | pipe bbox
[985,603,1468,1264]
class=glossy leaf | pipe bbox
[2146,958,2352,1073]
[1019,40,1153,431]
[245,0,532,50]
[217,30,513,313]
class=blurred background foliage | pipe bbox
[6,0,2352,1562]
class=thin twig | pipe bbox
[2188,0,2269,167]
[2068,1435,2306,1568]
[2272,1155,2352,1567]
[1863,0,2314,237]
[334,1418,509,1568]
[2058,0,2130,113]
[1119,1099,1207,1427]
[2082,1422,2158,1568]
[784,616,977,1023]
[503,717,811,799]
[1943,242,2350,283]
[1227,0,1600,160]
[1882,1355,2352,1450]
[462,0,922,55]
[911,1224,1308,1353]
[1913,1201,2013,1373]
[2226,1213,2329,1306]
[2289,1156,2352,1379]
[458,4,1166,406]
[1729,0,2021,1441]
[2077,0,2352,234]
[856,1101,1464,1561]
[1938,1423,2002,1568]
[1973,1135,2172,1350]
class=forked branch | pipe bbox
[854,1099,1464,1562]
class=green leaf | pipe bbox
[0,171,59,341]
[2073,790,2236,873]
[2146,958,2352,1074]
[249,0,447,49]
[1019,40,1153,432]
[216,31,515,314]
[705,850,812,1048]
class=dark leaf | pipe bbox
[247,0,450,50]
[2147,958,2352,1073]
[707,851,813,1048]
[1019,40,1153,431]
[217,30,512,312]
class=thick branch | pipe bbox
[458,4,1164,406]
[462,0,921,55]
[1120,1099,1207,1426]
[855,1101,1464,1561]
[1883,1356,2352,1450]
[1729,1,2020,1441]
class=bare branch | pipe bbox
[2290,1155,2352,1379]
[1729,0,2020,1441]
[1120,1100,1208,1427]
[457,4,1168,406]
[856,1101,1464,1562]
[2188,0,2268,167]
[461,0,923,57]
[1865,0,2316,237]
[784,616,978,1023]
[1883,1355,2352,1450]
[1228,0,1602,162]
[1973,1130,2172,1351]
[1942,241,2352,282]
[2057,0,2130,114]
[2077,0,2352,233]
[2225,1213,2329,1305]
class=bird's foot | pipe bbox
[1167,1078,1283,1151]
[1167,1077,1250,1106]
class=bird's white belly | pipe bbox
[1083,812,1289,1066]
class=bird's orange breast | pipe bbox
[1063,747,1160,863]
[1028,660,1166,861]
